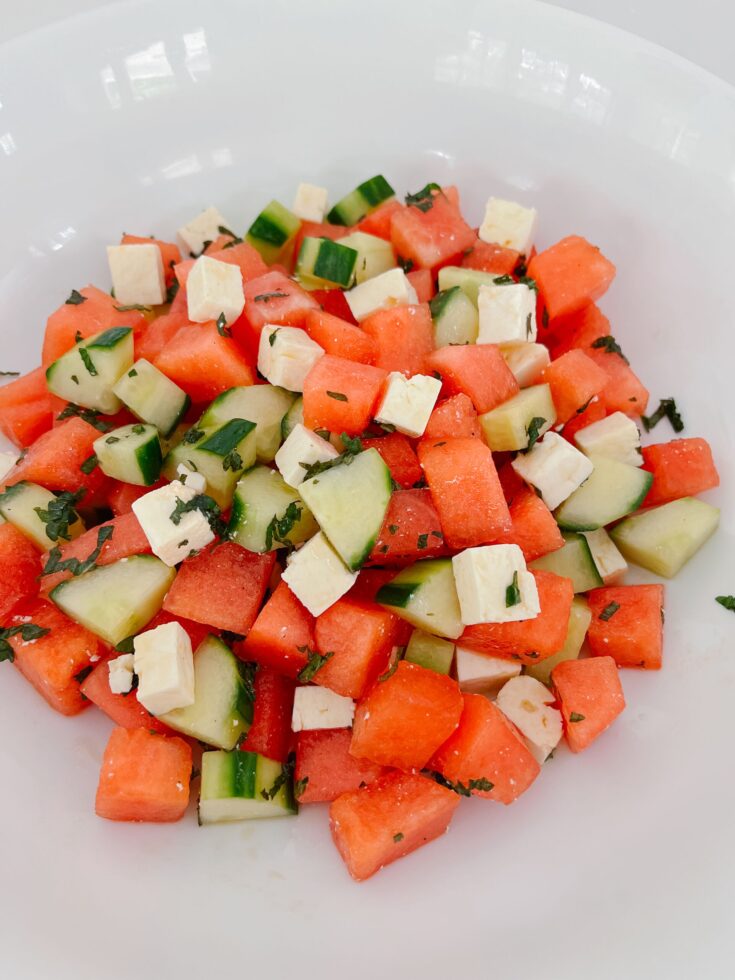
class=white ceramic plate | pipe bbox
[1,2,734,977]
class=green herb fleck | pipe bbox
[80,454,98,475]
[56,403,112,433]
[294,777,309,798]
[398,257,414,273]
[42,524,114,579]
[78,347,97,376]
[297,647,334,683]
[0,623,51,663]
[505,570,521,607]
[642,397,684,434]
[599,601,620,621]
[131,423,146,434]
[217,224,243,244]
[388,524,399,535]
[265,501,303,550]
[569,712,585,723]
[268,329,279,346]
[492,274,515,285]
[393,832,404,843]
[169,492,226,537]
[260,752,295,801]
[65,289,87,306]
[254,291,289,303]
[128,368,138,378]
[182,426,205,445]
[340,433,363,454]
[114,303,151,313]
[405,182,441,213]
[716,595,735,612]
[417,533,429,550]
[326,391,348,402]
[590,335,629,364]
[524,416,546,453]
[222,450,243,472]
[32,489,85,542]
[74,665,93,684]
[0,371,20,377]
[216,312,231,338]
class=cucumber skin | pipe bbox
[555,469,653,532]
[376,582,418,609]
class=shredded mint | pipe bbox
[32,489,85,542]
[65,289,87,305]
[264,501,302,550]
[0,623,51,663]
[56,404,112,433]
[590,335,629,364]
[642,397,684,434]
[599,601,620,621]
[505,570,521,607]
[405,182,441,213]
[42,524,114,578]
[297,647,334,683]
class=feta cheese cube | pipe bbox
[176,463,207,493]
[479,197,538,255]
[374,372,442,438]
[455,646,521,695]
[496,675,562,763]
[282,531,357,616]
[108,653,135,695]
[477,282,537,344]
[511,432,593,511]
[257,325,324,392]
[131,481,215,567]
[452,544,540,626]
[345,267,418,322]
[187,254,245,325]
[581,528,628,583]
[133,621,196,716]
[499,341,551,388]
[292,182,329,223]
[291,686,355,731]
[177,205,228,257]
[107,243,166,306]
[275,423,339,488]
[0,450,20,482]
[574,411,643,467]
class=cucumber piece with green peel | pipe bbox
[245,200,301,264]
[525,596,591,686]
[377,558,463,640]
[160,636,254,750]
[112,358,190,437]
[45,326,134,414]
[437,266,511,305]
[50,554,175,646]
[0,481,85,550]
[429,286,479,346]
[198,749,297,824]
[404,629,454,674]
[480,384,556,452]
[295,237,358,288]
[530,532,603,593]
[200,385,295,463]
[336,231,396,285]
[554,456,653,531]
[609,497,720,578]
[229,465,318,553]
[94,423,162,486]
[163,418,257,508]
[327,175,395,226]
[281,396,304,441]
[298,448,391,570]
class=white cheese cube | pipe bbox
[477,282,537,344]
[345,267,418,322]
[292,182,329,223]
[107,244,166,306]
[257,325,324,392]
[131,481,215,567]
[107,653,135,695]
[275,423,339,488]
[282,531,357,616]
[177,205,228,257]
[175,463,207,493]
[511,431,593,511]
[574,411,643,467]
[499,341,550,388]
[581,528,628,583]
[479,197,538,255]
[455,646,522,695]
[133,621,195,716]
[291,686,355,732]
[0,450,20,482]
[496,675,562,763]
[187,254,244,325]
[452,544,540,626]
[374,372,442,438]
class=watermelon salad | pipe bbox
[0,177,723,881]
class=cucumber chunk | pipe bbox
[245,200,301,264]
[163,418,257,508]
[281,396,304,440]
[479,384,556,452]
[554,455,653,531]
[327,175,395,225]
[336,231,396,285]
[50,554,175,646]
[45,326,134,414]
[228,465,318,552]
[201,385,295,463]
[609,497,720,578]
[0,481,85,550]
[94,423,162,486]
[160,636,254,750]
[525,596,591,686]
[429,286,479,346]
[295,237,358,288]
[530,532,603,593]
[377,558,463,640]
[437,266,510,305]
[112,359,190,437]
[198,749,297,824]
[404,629,455,674]
[298,448,392,570]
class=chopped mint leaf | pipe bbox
[42,525,113,579]
[253,291,288,303]
[0,371,20,377]
[182,426,205,445]
[32,488,85,542]
[260,752,295,801]
[590,335,629,364]
[222,450,243,472]
[80,454,98,475]
[340,433,363,454]
[217,224,243,244]
[297,647,334,683]
[326,390,348,402]
[569,712,585,723]
[0,622,51,663]
[417,533,429,550]
[78,347,97,376]
[492,274,515,285]
[642,397,684,434]
[505,570,521,607]
[294,777,309,798]
[265,501,303,550]
[73,665,93,684]
[56,403,112,433]
[405,182,441,213]
[114,303,151,313]
[599,601,620,621]
[716,595,735,612]
[168,492,226,537]
[268,329,279,346]
[524,416,546,453]
[216,312,231,337]
[65,289,87,305]
[388,524,399,535]
[393,832,404,843]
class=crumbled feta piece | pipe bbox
[452,544,540,626]
[581,528,628,583]
[499,341,551,387]
[282,531,357,616]
[106,243,165,306]
[455,646,522,695]
[131,481,214,567]
[291,686,355,731]
[133,621,196,716]
[479,197,538,255]
[257,325,324,392]
[477,282,537,344]
[496,675,562,763]
[345,267,418,321]
[187,254,245,325]
[108,653,135,695]
[0,450,20,482]
[292,182,329,223]
[574,411,643,467]
[275,423,339,488]
[176,463,207,493]
[177,205,228,257]
[374,372,442,438]
[511,431,594,511]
